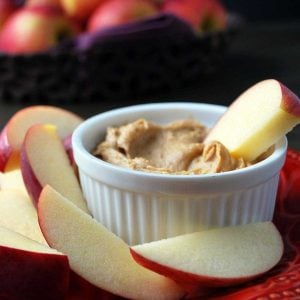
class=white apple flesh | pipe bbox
[38,185,186,300]
[0,189,47,245]
[20,123,89,213]
[131,222,283,291]
[205,79,300,161]
[0,169,27,193]
[0,225,69,300]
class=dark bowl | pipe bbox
[0,13,242,104]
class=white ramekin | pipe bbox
[72,103,287,246]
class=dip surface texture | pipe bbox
[94,119,250,174]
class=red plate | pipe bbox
[67,149,300,300]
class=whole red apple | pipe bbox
[162,0,227,33]
[60,0,106,21]
[0,0,18,30]
[87,0,158,33]
[0,6,80,54]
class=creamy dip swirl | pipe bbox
[93,119,251,174]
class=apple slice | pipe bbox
[205,79,300,161]
[0,189,47,245]
[38,185,185,300]
[0,225,69,300]
[0,105,83,172]
[20,123,89,213]
[0,169,27,193]
[131,222,283,291]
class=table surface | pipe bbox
[1,19,300,150]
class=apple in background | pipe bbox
[0,225,70,300]
[87,0,158,33]
[0,189,48,245]
[162,0,227,33]
[20,123,89,213]
[131,222,283,292]
[26,0,62,10]
[205,79,300,161]
[38,185,186,299]
[0,0,18,30]
[149,0,164,8]
[60,0,106,21]
[0,5,79,54]
[0,105,82,172]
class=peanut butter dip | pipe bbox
[94,119,251,174]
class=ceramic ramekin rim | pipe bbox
[72,102,287,195]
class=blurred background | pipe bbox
[223,0,300,21]
[0,0,299,148]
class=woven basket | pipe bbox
[0,13,240,104]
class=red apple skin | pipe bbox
[130,249,260,292]
[63,134,79,176]
[64,134,74,165]
[279,82,300,117]
[20,145,43,206]
[87,0,158,33]
[26,0,63,10]
[0,6,80,54]
[0,245,69,300]
[162,0,227,32]
[60,0,106,21]
[67,272,125,300]
[0,0,17,30]
[0,126,20,172]
[0,126,12,172]
[68,272,99,300]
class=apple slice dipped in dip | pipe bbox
[205,79,300,161]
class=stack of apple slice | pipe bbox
[37,185,284,298]
[0,105,185,299]
[38,185,186,299]
[0,106,83,299]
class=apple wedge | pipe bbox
[0,189,47,245]
[0,105,82,172]
[0,225,69,300]
[38,185,185,300]
[205,79,300,161]
[131,222,283,290]
[20,123,89,213]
